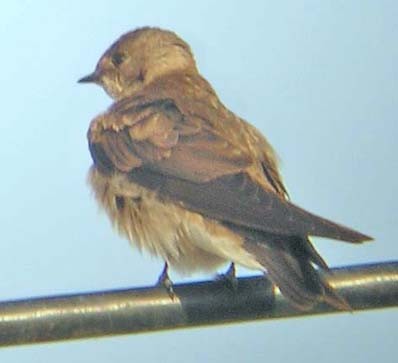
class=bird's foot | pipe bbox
[156,262,176,300]
[216,263,238,291]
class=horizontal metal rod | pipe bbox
[0,261,396,347]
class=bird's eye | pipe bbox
[111,52,126,67]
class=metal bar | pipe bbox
[0,261,396,347]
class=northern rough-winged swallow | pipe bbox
[79,27,372,310]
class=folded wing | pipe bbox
[88,96,372,243]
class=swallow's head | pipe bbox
[78,27,197,100]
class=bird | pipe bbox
[78,27,372,311]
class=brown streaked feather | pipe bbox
[91,73,282,181]
[219,221,348,310]
[125,168,371,243]
[88,74,371,243]
[89,93,253,183]
[261,161,289,198]
[243,237,350,311]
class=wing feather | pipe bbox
[88,96,371,243]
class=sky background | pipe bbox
[1,1,397,362]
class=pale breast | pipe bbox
[88,166,263,275]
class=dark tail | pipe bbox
[243,233,350,311]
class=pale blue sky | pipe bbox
[0,1,397,362]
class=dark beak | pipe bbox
[78,72,99,84]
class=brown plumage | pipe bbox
[79,27,372,310]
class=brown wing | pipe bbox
[89,97,251,182]
[88,96,371,243]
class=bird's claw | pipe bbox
[157,262,176,300]
[216,263,238,291]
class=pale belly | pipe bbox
[88,167,263,274]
